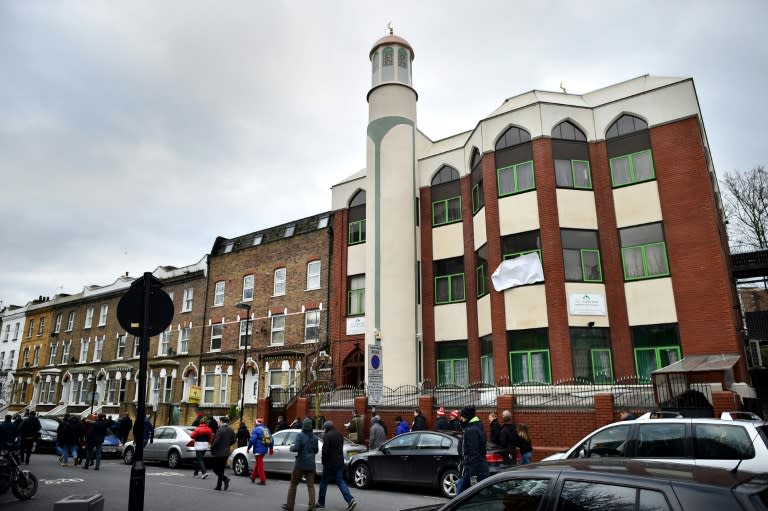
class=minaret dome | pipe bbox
[369,27,414,88]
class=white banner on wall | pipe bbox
[346,316,365,335]
[568,293,607,316]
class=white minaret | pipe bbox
[365,27,419,388]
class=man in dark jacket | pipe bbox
[456,406,490,495]
[488,412,501,446]
[434,407,451,431]
[411,408,426,431]
[210,417,235,491]
[274,416,289,432]
[317,421,356,511]
[83,414,110,470]
[118,414,133,444]
[0,415,17,446]
[283,418,319,511]
[498,410,518,465]
[56,414,78,466]
[17,411,41,464]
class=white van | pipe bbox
[543,415,768,474]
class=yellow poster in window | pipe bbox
[188,385,201,405]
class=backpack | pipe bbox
[261,427,272,446]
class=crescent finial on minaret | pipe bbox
[387,21,393,35]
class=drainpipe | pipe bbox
[198,255,212,390]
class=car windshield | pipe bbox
[40,418,59,429]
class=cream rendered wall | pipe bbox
[418,149,467,188]
[593,81,699,139]
[369,86,417,120]
[473,210,487,251]
[613,181,663,228]
[476,294,492,337]
[499,192,540,236]
[432,223,464,260]
[504,285,548,329]
[556,189,598,229]
[434,303,469,341]
[368,123,418,387]
[347,243,366,276]
[331,174,366,211]
[625,278,678,325]
[482,104,543,151]
[565,282,610,327]
[539,104,597,141]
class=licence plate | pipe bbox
[103,447,117,453]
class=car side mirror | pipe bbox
[577,444,588,458]
[379,445,389,454]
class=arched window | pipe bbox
[552,120,587,141]
[606,114,654,187]
[470,148,484,214]
[496,127,534,196]
[348,190,366,245]
[431,166,461,227]
[495,126,531,151]
[431,165,460,186]
[606,114,648,139]
[552,121,592,189]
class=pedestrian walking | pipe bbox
[316,421,357,511]
[434,407,451,431]
[394,416,409,436]
[211,416,235,491]
[448,410,461,431]
[73,417,86,466]
[411,408,426,431]
[83,414,109,470]
[345,410,362,443]
[207,415,219,436]
[368,416,385,450]
[498,410,518,465]
[488,412,501,446]
[282,418,318,511]
[456,406,490,495]
[247,418,272,485]
[274,416,289,432]
[142,414,154,447]
[0,415,17,446]
[517,423,533,464]
[190,417,213,479]
[236,422,250,448]
[17,411,41,464]
[118,414,133,444]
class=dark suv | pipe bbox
[404,459,768,511]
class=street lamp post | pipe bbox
[234,302,252,425]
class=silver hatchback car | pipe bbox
[228,428,366,477]
[122,425,212,468]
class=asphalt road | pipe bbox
[2,455,449,511]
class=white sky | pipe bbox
[1,1,766,307]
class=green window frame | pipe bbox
[509,349,551,384]
[503,249,541,261]
[437,358,469,386]
[432,197,462,226]
[555,159,592,189]
[347,275,365,316]
[476,264,488,298]
[621,241,669,280]
[435,273,465,304]
[348,219,366,245]
[497,160,535,196]
[591,349,614,384]
[610,149,655,187]
[580,249,603,282]
[472,182,484,214]
[634,346,681,382]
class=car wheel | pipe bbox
[123,446,135,465]
[232,454,249,476]
[352,463,371,490]
[167,450,181,468]
[439,469,459,499]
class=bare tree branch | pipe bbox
[721,165,768,251]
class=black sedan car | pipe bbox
[348,431,507,499]
[402,459,768,511]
